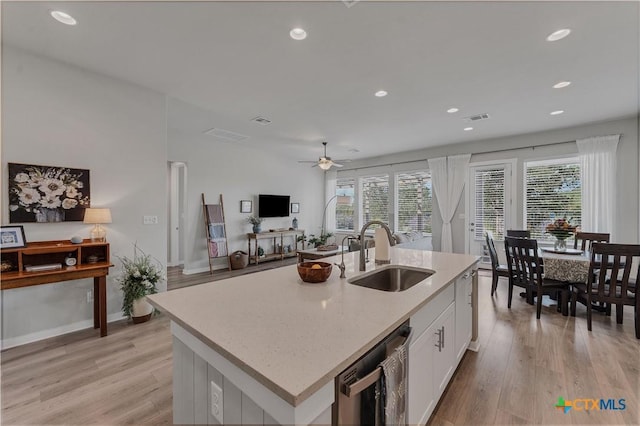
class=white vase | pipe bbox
[35,208,64,223]
[132,297,154,323]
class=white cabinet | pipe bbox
[454,269,473,362]
[408,301,455,425]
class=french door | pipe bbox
[466,162,515,265]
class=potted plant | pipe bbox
[118,245,164,324]
[299,232,334,248]
[248,216,263,233]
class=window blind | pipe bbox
[525,159,581,241]
[397,171,432,234]
[473,168,506,240]
[335,178,355,231]
[361,175,389,226]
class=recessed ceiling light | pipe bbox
[447,108,459,113]
[546,29,571,42]
[464,127,473,131]
[374,90,388,97]
[553,81,572,89]
[50,10,77,26]
[550,110,565,115]
[289,28,307,40]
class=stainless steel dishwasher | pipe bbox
[333,321,412,425]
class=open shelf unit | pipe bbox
[247,229,305,265]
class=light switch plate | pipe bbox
[143,215,158,225]
[211,381,223,423]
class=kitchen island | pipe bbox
[148,247,479,425]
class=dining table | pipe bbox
[539,247,591,283]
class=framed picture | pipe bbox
[8,163,91,223]
[291,203,300,214]
[0,225,27,249]
[240,200,252,213]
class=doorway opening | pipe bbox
[168,161,187,267]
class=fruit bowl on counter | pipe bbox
[297,261,333,283]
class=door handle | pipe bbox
[441,326,445,349]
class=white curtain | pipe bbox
[428,154,471,252]
[576,134,619,237]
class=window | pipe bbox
[396,171,432,234]
[361,175,389,226]
[525,158,581,241]
[335,178,355,231]
[473,167,506,240]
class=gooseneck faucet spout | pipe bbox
[359,221,395,271]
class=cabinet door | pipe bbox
[408,323,436,426]
[432,303,456,400]
[454,270,473,362]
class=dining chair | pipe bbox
[573,232,610,251]
[485,231,510,296]
[504,236,570,318]
[570,242,640,338]
[506,229,531,238]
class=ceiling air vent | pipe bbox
[251,116,272,125]
[203,128,249,142]
[463,113,491,122]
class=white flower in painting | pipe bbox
[76,181,84,189]
[14,173,30,183]
[19,187,41,205]
[39,178,65,197]
[9,205,18,211]
[66,186,79,198]
[41,195,62,209]
[62,198,78,209]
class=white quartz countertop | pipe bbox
[148,248,479,406]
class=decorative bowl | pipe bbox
[297,261,333,283]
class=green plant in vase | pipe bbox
[299,232,334,248]
[247,216,263,233]
[117,245,164,323]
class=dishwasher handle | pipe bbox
[341,327,413,398]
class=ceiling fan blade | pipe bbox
[298,160,318,163]
[333,159,352,163]
[332,163,344,168]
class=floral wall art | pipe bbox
[8,163,91,223]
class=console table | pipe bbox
[247,229,305,265]
[0,239,113,337]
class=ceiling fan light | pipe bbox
[318,161,332,170]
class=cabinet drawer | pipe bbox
[410,284,454,340]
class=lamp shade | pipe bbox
[83,208,112,224]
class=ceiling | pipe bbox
[3,1,639,162]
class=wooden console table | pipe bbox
[247,229,305,265]
[1,239,113,337]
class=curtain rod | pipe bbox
[341,133,623,172]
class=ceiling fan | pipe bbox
[298,142,351,170]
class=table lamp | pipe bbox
[84,208,112,242]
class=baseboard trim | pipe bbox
[468,339,480,352]
[1,312,126,350]
[182,266,213,275]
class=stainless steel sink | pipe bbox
[348,265,434,292]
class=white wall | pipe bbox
[167,99,326,274]
[1,47,168,348]
[339,116,639,252]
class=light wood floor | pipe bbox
[2,270,639,425]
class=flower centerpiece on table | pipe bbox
[117,245,164,323]
[247,216,263,233]
[545,217,576,251]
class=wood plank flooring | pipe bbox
[2,269,639,425]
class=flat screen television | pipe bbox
[258,194,290,218]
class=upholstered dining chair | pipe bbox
[506,229,531,238]
[573,232,610,251]
[570,242,640,338]
[485,231,509,296]
[504,236,570,318]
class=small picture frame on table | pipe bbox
[291,203,300,214]
[0,225,27,249]
[240,200,252,213]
